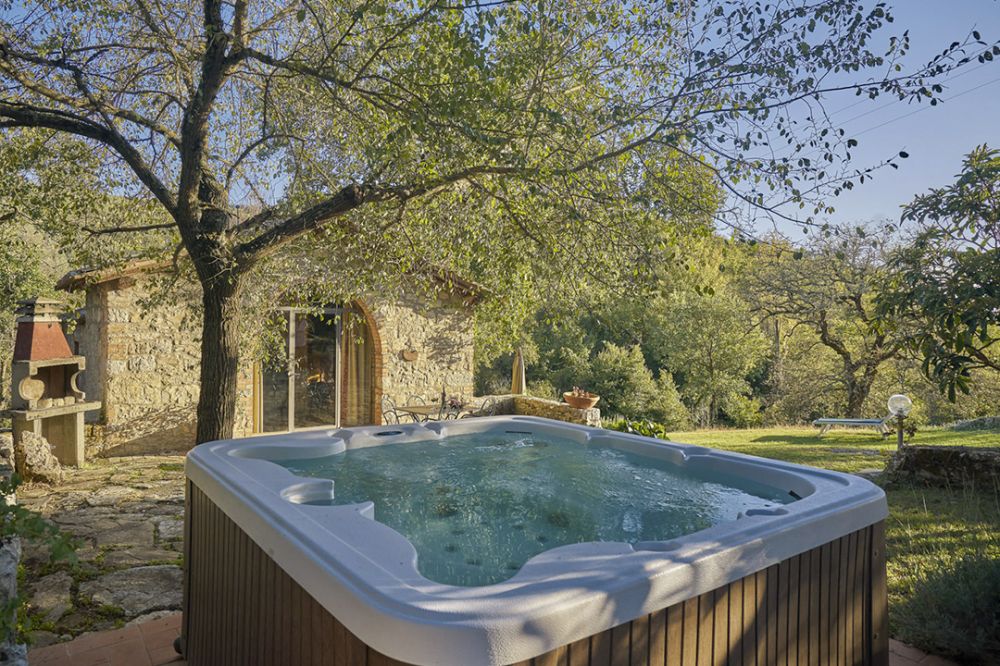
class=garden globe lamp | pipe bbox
[887,394,912,449]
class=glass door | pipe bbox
[260,312,291,432]
[292,311,340,428]
[259,308,341,432]
[257,305,375,432]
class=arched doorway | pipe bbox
[255,301,380,432]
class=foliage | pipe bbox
[654,292,768,426]
[0,474,77,641]
[1,0,990,442]
[605,419,670,441]
[741,227,913,418]
[579,343,689,428]
[894,553,1000,664]
[723,394,765,429]
[878,145,1000,401]
[950,416,1000,431]
[673,425,1000,659]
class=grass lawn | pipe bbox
[666,425,1000,640]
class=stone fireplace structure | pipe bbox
[9,298,100,467]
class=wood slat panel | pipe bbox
[649,609,666,666]
[713,585,729,666]
[697,592,714,666]
[665,603,682,666]
[183,484,887,666]
[727,579,742,666]
[632,614,650,666]
[870,523,889,666]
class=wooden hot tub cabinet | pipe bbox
[182,481,888,666]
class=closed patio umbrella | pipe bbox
[511,347,526,395]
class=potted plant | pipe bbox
[563,386,600,410]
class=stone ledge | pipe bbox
[475,394,601,428]
[885,445,1000,488]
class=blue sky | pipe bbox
[799,0,1000,232]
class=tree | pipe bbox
[878,145,1000,399]
[583,343,689,427]
[654,292,767,426]
[741,229,912,417]
[1,1,989,442]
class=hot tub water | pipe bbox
[280,431,791,586]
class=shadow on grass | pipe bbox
[750,434,887,445]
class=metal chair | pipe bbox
[381,395,400,424]
[462,396,497,418]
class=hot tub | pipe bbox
[181,416,889,666]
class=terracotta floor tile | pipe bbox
[62,645,111,666]
[66,625,141,655]
[25,643,70,663]
[106,637,153,666]
[147,643,185,665]
[137,613,182,637]
[139,625,180,653]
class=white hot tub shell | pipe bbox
[182,415,889,666]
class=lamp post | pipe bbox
[887,394,912,449]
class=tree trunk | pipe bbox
[195,276,244,444]
[844,369,877,419]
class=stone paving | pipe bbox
[18,455,186,649]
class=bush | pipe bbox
[605,418,670,440]
[585,343,661,420]
[647,374,691,430]
[526,379,558,400]
[949,416,1000,431]
[894,553,1000,664]
[723,394,764,428]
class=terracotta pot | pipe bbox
[563,392,600,410]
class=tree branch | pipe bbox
[0,101,177,213]
[83,222,176,236]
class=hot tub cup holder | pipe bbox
[736,507,790,520]
[282,480,336,505]
[633,540,682,553]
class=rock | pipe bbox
[13,433,62,484]
[0,537,21,608]
[28,572,72,623]
[156,518,184,542]
[855,468,883,482]
[0,640,27,665]
[126,610,178,627]
[102,548,181,568]
[0,538,26,665]
[0,432,13,465]
[79,565,182,617]
[511,395,601,427]
[85,486,140,507]
[56,516,154,548]
[26,630,61,648]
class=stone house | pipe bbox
[56,260,481,456]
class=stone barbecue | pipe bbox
[9,299,100,467]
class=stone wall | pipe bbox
[885,445,1000,488]
[512,394,602,427]
[73,277,474,453]
[468,394,601,428]
[371,292,475,407]
[74,278,214,456]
